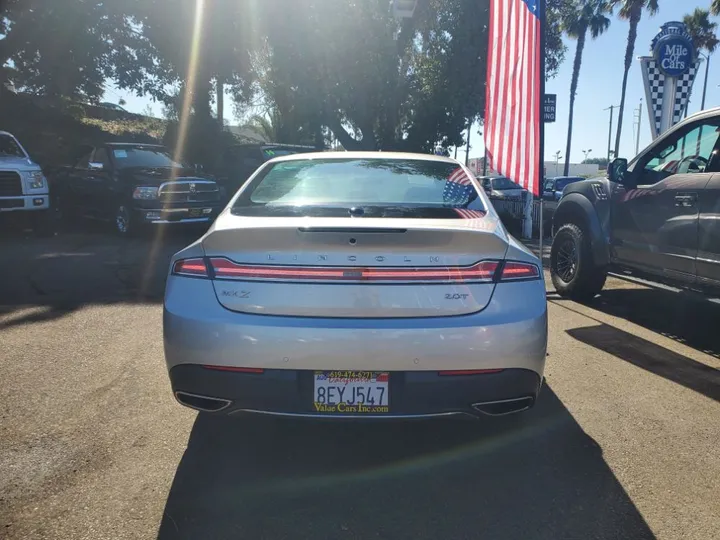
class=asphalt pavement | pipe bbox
[0,223,719,540]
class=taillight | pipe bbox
[210,258,500,283]
[499,261,540,281]
[172,258,209,277]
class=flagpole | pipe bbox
[538,0,547,269]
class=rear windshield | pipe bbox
[231,158,486,219]
[492,177,520,190]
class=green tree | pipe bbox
[610,0,659,159]
[563,1,611,176]
[547,0,573,78]
[0,0,146,101]
[256,0,489,153]
[684,8,719,53]
[712,0,720,16]
[125,0,253,121]
[245,114,276,143]
[583,156,609,167]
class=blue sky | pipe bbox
[106,1,718,163]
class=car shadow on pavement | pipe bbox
[0,225,202,329]
[157,386,655,540]
[567,324,720,403]
[587,287,720,359]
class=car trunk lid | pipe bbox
[202,216,509,318]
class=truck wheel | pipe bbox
[115,204,135,236]
[550,223,606,302]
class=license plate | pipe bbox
[188,208,204,218]
[313,371,389,414]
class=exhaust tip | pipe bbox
[175,391,232,412]
[472,396,534,416]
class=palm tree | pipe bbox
[610,0,659,159]
[712,0,720,16]
[563,1,611,176]
[244,110,281,142]
[683,9,718,115]
[684,8,719,53]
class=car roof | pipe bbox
[266,151,463,165]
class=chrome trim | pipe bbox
[150,217,212,224]
[158,179,218,194]
[143,207,207,213]
[471,396,534,416]
[696,255,720,266]
[174,391,232,412]
[230,409,471,420]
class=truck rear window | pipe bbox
[231,158,486,218]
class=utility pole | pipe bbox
[701,52,711,111]
[582,149,592,162]
[634,99,642,155]
[464,118,472,166]
[604,105,619,162]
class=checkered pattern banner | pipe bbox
[641,57,700,138]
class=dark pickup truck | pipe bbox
[50,143,223,235]
[550,108,720,301]
[216,143,318,198]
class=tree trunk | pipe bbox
[615,10,641,159]
[216,78,224,127]
[564,29,586,176]
[193,75,213,119]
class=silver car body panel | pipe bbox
[203,215,509,318]
[164,274,547,374]
[163,152,547,384]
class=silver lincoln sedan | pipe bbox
[163,152,547,419]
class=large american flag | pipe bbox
[484,0,542,196]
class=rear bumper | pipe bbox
[169,365,542,418]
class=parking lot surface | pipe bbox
[1,224,719,540]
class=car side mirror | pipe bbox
[88,162,104,171]
[608,158,628,184]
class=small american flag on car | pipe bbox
[443,167,474,205]
[454,208,486,219]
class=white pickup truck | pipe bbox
[0,131,51,231]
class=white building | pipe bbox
[467,157,600,178]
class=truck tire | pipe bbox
[115,204,137,236]
[550,223,606,302]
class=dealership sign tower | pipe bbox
[640,21,699,139]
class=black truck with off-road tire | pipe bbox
[550,108,720,301]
